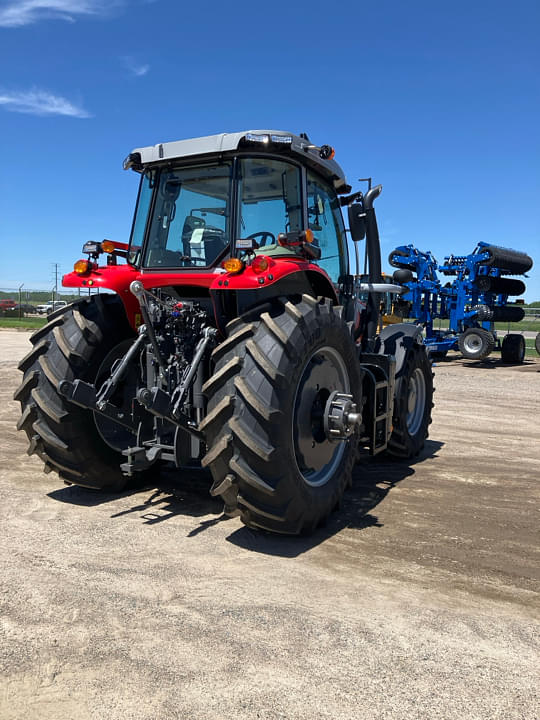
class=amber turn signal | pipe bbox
[222,258,245,274]
[303,229,314,243]
[74,259,90,274]
[101,240,115,254]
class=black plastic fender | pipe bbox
[376,322,424,377]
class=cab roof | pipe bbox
[127,129,351,194]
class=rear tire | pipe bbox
[501,333,525,364]
[201,295,361,534]
[388,342,433,457]
[458,327,495,360]
[14,295,136,490]
[535,332,540,356]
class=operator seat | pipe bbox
[146,248,184,267]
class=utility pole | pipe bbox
[51,263,60,303]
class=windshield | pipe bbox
[141,163,231,268]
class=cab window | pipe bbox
[143,164,231,268]
[238,158,302,247]
[128,170,154,265]
[307,172,348,283]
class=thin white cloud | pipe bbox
[0,89,91,117]
[0,1,119,28]
[122,55,150,77]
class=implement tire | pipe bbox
[476,276,526,296]
[388,248,411,270]
[14,295,136,490]
[458,327,495,360]
[388,342,433,458]
[501,334,525,364]
[201,295,361,534]
[479,245,533,275]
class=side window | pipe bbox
[239,158,302,246]
[128,170,154,265]
[307,172,347,284]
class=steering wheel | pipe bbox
[246,231,276,247]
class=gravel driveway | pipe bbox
[1,330,538,720]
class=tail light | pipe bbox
[251,255,271,274]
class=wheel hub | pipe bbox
[464,333,482,353]
[324,391,361,442]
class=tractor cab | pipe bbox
[125,131,349,287]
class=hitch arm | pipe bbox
[171,326,217,418]
[135,326,217,439]
[130,280,167,372]
[58,379,139,433]
[95,331,147,409]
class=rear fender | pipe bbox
[210,259,337,301]
[304,270,338,303]
[63,265,141,329]
[376,322,424,378]
[212,266,338,326]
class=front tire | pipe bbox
[388,341,433,457]
[201,295,361,534]
[14,295,136,490]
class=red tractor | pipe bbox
[15,131,433,534]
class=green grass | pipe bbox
[494,321,540,332]
[0,317,46,330]
[432,321,540,333]
[525,339,539,357]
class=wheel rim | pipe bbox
[406,367,426,436]
[463,332,483,354]
[292,346,350,487]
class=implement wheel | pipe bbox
[501,334,525,364]
[201,295,361,534]
[458,327,495,360]
[388,248,411,270]
[388,341,433,457]
[14,295,136,489]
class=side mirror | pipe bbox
[348,202,366,241]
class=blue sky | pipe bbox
[0,0,539,300]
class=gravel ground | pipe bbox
[1,330,539,720]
